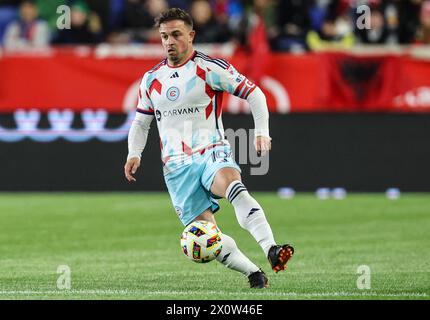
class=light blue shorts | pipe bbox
[164,145,241,226]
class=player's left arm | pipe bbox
[206,61,271,156]
[245,86,271,156]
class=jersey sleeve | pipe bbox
[206,61,257,99]
[136,73,155,115]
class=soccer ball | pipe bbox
[180,220,223,263]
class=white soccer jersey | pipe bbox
[136,50,258,174]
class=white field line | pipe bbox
[0,290,427,298]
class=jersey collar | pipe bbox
[167,50,196,68]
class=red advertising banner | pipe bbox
[1,48,430,113]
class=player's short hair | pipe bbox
[154,8,193,29]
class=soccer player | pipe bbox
[124,8,294,289]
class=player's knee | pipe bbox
[212,170,241,198]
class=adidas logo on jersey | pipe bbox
[170,72,179,78]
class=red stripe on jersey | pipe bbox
[216,92,223,119]
[137,108,154,115]
[160,139,163,150]
[233,80,246,97]
[162,155,171,164]
[149,79,162,95]
[205,83,215,99]
[199,142,222,155]
[196,65,206,81]
[243,84,256,99]
[182,142,193,156]
[205,101,213,119]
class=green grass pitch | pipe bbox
[0,192,428,300]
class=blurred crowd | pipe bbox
[0,0,430,51]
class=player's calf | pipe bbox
[225,180,276,256]
[215,233,260,276]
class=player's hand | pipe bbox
[124,157,141,182]
[255,136,272,157]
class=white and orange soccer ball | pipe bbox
[180,220,223,263]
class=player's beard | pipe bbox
[167,48,179,63]
[167,47,190,65]
[168,53,179,63]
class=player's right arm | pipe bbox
[124,75,155,182]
